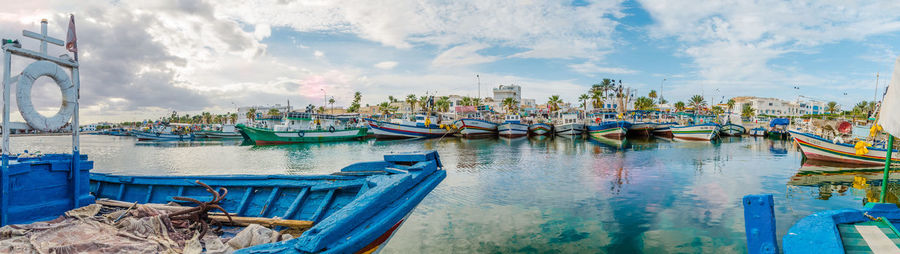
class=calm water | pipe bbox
[9,135,887,253]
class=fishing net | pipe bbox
[0,181,295,254]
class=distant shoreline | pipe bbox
[9,131,101,137]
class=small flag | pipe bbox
[66,14,77,58]
[878,56,900,137]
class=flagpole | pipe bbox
[882,135,894,203]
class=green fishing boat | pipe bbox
[236,124,367,145]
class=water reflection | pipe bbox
[788,160,900,205]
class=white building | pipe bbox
[732,96,827,117]
[492,84,521,103]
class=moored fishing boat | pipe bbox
[134,131,195,141]
[554,113,583,136]
[671,123,720,141]
[203,125,243,139]
[587,121,631,140]
[365,113,453,139]
[453,117,498,138]
[720,123,746,136]
[790,130,900,166]
[768,118,791,140]
[749,127,766,136]
[498,115,528,138]
[528,122,552,136]
[652,122,676,137]
[627,121,653,136]
[237,124,367,145]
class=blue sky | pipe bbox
[1,0,899,122]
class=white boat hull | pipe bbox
[453,119,498,138]
[791,130,900,166]
[555,123,584,136]
[671,124,719,141]
[365,119,452,139]
[498,123,528,138]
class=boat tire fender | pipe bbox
[329,126,336,133]
[297,131,305,137]
[16,60,76,131]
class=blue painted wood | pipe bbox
[282,187,308,220]
[743,194,778,254]
[311,189,335,223]
[74,151,446,253]
[259,187,280,217]
[0,154,93,226]
[236,187,253,215]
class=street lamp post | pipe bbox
[659,78,666,104]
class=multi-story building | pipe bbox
[731,96,827,117]
[492,84,521,103]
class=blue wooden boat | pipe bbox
[744,195,900,254]
[91,151,446,253]
[134,131,194,141]
[1,151,445,253]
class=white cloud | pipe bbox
[374,61,398,70]
[638,0,900,94]
[314,50,324,58]
[569,62,638,76]
[214,0,625,59]
[431,43,498,67]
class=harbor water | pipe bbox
[10,135,885,253]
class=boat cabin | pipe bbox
[275,112,359,131]
[503,114,521,124]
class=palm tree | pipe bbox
[406,94,418,113]
[348,91,362,113]
[388,96,397,103]
[726,99,736,113]
[600,78,613,97]
[648,90,657,102]
[547,95,562,112]
[435,96,451,112]
[419,95,429,112]
[689,95,706,112]
[460,96,473,106]
[502,97,519,113]
[634,96,655,110]
[202,112,212,124]
[578,94,590,110]
[711,106,725,116]
[378,102,397,115]
[473,97,482,107]
[317,106,325,114]
[328,97,335,114]
[267,108,281,118]
[229,113,237,124]
[826,101,838,114]
[674,101,686,112]
[741,103,755,118]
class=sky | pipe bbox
[1,0,899,123]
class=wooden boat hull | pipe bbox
[555,123,584,136]
[364,118,452,139]
[92,151,446,254]
[627,122,652,136]
[720,123,746,136]
[749,128,766,136]
[528,123,552,136]
[671,124,719,141]
[587,121,630,140]
[134,131,194,141]
[204,131,243,139]
[236,124,368,145]
[453,119,498,138]
[498,122,528,138]
[790,130,900,166]
[652,122,676,137]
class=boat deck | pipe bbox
[839,220,900,253]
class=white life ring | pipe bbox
[17,61,76,131]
